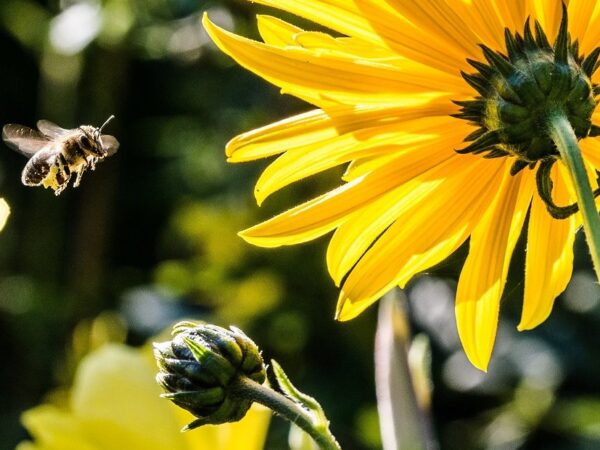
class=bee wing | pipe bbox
[36,120,72,140]
[100,134,119,156]
[2,124,49,156]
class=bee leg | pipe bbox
[73,168,86,188]
[54,183,68,196]
[87,156,98,171]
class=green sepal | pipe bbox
[480,44,514,77]
[582,48,600,76]
[553,3,569,64]
[461,71,489,95]
[510,159,529,175]
[533,19,552,50]
[184,336,236,386]
[230,326,265,375]
[161,387,226,408]
[171,321,204,336]
[182,417,211,432]
[201,325,244,366]
[504,28,519,60]
[160,356,219,385]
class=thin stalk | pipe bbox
[231,377,341,450]
[547,111,600,281]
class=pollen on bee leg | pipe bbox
[42,165,61,190]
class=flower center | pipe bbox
[454,5,600,219]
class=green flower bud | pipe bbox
[154,322,266,429]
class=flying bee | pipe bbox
[2,115,119,195]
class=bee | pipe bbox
[2,115,119,195]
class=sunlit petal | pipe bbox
[336,157,506,321]
[203,15,469,107]
[0,199,10,231]
[455,169,534,371]
[520,165,576,331]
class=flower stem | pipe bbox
[231,377,341,450]
[547,111,600,281]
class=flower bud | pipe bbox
[154,322,266,429]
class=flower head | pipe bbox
[203,1,600,370]
[155,322,266,429]
[18,342,270,450]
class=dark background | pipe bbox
[1,1,600,449]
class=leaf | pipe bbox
[374,289,439,450]
[270,359,326,423]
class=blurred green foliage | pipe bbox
[1,1,600,450]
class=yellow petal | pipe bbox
[336,156,507,321]
[384,0,482,59]
[20,406,95,450]
[71,345,186,448]
[326,124,473,284]
[240,144,457,247]
[254,115,456,204]
[15,443,39,450]
[455,168,534,371]
[181,405,271,450]
[250,0,390,47]
[580,137,600,170]
[460,0,506,49]
[19,343,270,450]
[226,97,456,163]
[203,15,468,106]
[567,0,597,52]
[520,165,576,331]
[530,0,564,39]
[0,198,10,231]
[248,0,468,73]
[342,152,403,181]
[256,15,303,47]
[292,31,397,60]
[491,0,532,31]
[579,1,600,53]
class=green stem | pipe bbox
[547,111,600,281]
[231,377,341,450]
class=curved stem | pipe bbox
[547,111,600,281]
[231,377,341,450]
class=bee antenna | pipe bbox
[99,115,115,132]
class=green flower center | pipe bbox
[454,5,600,218]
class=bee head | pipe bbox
[78,126,105,157]
[78,116,117,158]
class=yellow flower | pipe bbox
[17,343,270,450]
[203,1,600,370]
[0,199,10,231]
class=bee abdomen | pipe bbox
[21,149,55,185]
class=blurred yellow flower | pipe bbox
[17,343,270,450]
[0,198,9,231]
[203,0,600,370]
